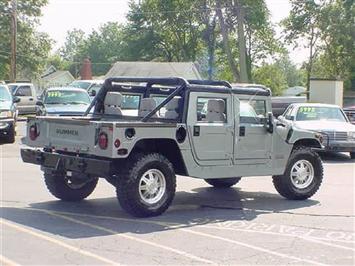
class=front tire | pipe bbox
[205,177,241,188]
[272,146,323,200]
[116,153,176,217]
[44,172,98,201]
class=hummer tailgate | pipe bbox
[48,122,95,151]
[25,117,99,153]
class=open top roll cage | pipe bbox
[83,77,233,121]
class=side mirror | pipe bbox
[277,115,284,121]
[266,112,274,133]
[36,100,44,107]
[13,96,20,103]
[90,90,96,97]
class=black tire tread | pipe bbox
[205,177,241,188]
[272,146,323,200]
[44,173,98,201]
[116,153,176,217]
[6,125,15,143]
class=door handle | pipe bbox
[239,126,245,137]
[193,126,200,136]
[29,98,34,101]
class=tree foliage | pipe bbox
[252,63,288,96]
[0,0,52,80]
[282,0,354,90]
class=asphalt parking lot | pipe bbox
[0,121,354,265]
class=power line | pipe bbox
[0,50,115,65]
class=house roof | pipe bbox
[105,61,202,80]
[41,71,74,82]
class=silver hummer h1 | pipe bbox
[21,77,324,217]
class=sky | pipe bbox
[38,0,308,65]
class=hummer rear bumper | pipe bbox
[21,148,113,177]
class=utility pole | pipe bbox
[10,0,17,83]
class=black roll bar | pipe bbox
[83,77,189,116]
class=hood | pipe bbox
[0,100,12,111]
[45,104,89,115]
[294,121,355,132]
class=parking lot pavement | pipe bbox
[1,121,354,265]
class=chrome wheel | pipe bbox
[139,169,166,204]
[290,160,314,189]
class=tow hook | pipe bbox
[77,159,87,171]
[35,151,44,163]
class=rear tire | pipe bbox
[116,153,176,217]
[205,177,241,188]
[5,125,15,143]
[272,146,323,200]
[44,172,98,201]
[350,152,355,159]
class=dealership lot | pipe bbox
[0,122,354,265]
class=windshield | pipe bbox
[44,90,90,105]
[88,84,102,95]
[122,94,141,109]
[296,106,347,122]
[0,86,12,101]
[240,102,258,117]
[70,81,91,90]
[8,85,18,94]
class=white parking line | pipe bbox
[42,210,215,265]
[19,206,354,245]
[0,219,119,265]
[0,254,19,266]
[181,228,328,266]
[4,206,353,264]
[199,225,355,247]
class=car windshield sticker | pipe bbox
[299,107,317,118]
[47,91,62,97]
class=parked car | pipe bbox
[7,83,37,114]
[0,85,19,143]
[69,80,103,97]
[343,106,355,124]
[278,103,355,158]
[36,87,91,116]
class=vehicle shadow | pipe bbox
[0,187,319,239]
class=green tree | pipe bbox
[123,0,203,62]
[275,55,306,87]
[217,0,282,82]
[282,0,323,92]
[252,63,287,95]
[315,0,354,89]
[81,22,125,75]
[0,0,52,80]
[59,23,125,76]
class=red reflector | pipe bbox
[29,125,39,141]
[98,132,108,150]
[114,139,121,148]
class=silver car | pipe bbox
[279,103,355,158]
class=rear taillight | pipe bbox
[98,132,108,150]
[114,139,121,148]
[29,125,39,141]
